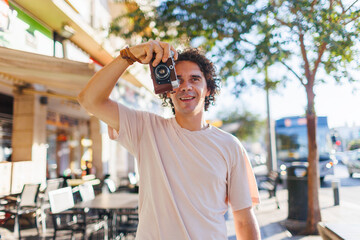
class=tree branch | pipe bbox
[344,11,360,25]
[329,0,334,27]
[280,60,306,86]
[339,0,345,13]
[274,17,293,29]
[337,0,360,22]
[312,42,327,78]
[299,33,312,83]
[345,0,359,13]
[311,0,318,12]
[269,0,277,8]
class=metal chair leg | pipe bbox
[34,212,40,236]
[104,219,109,240]
[14,215,21,239]
[71,231,75,240]
[40,207,47,233]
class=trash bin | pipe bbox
[287,164,308,221]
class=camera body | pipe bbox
[150,52,179,94]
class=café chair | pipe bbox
[104,174,138,194]
[93,174,110,195]
[104,178,117,193]
[78,183,95,202]
[78,183,99,222]
[116,208,138,239]
[79,183,114,231]
[48,187,108,240]
[257,170,281,209]
[38,178,64,233]
[2,183,41,239]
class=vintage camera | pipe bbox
[150,51,179,94]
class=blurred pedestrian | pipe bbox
[78,40,260,239]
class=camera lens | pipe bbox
[154,64,170,81]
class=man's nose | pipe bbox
[180,81,192,91]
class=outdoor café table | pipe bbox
[74,192,138,238]
[67,178,101,187]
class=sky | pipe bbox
[206,78,360,129]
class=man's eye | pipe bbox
[193,78,200,81]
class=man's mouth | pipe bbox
[179,96,195,101]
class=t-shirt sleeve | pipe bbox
[108,102,145,156]
[228,141,260,211]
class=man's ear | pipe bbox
[206,88,211,97]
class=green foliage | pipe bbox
[220,110,266,141]
[109,0,360,89]
[110,0,265,80]
[268,0,360,85]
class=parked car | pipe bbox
[343,150,360,177]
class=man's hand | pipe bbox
[129,40,178,67]
[233,207,261,240]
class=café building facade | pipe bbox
[0,0,162,195]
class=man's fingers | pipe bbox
[140,43,154,64]
[170,45,178,60]
[142,50,154,64]
[160,42,178,62]
[137,40,176,66]
[151,41,164,66]
[159,42,171,63]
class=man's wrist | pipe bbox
[120,46,141,65]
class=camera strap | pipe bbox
[120,47,141,65]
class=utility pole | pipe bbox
[265,65,277,172]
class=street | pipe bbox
[321,163,360,208]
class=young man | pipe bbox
[78,40,260,239]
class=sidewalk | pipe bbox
[226,183,360,240]
[2,183,359,239]
[252,188,320,240]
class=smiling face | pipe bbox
[167,60,210,116]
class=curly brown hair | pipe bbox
[160,48,221,115]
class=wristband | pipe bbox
[120,47,141,65]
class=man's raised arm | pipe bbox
[77,40,177,132]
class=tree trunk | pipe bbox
[304,84,321,234]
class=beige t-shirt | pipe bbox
[108,103,259,240]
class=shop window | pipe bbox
[0,94,13,162]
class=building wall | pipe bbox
[0,0,162,190]
[10,93,47,192]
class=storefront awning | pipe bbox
[0,46,95,99]
[0,46,151,101]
